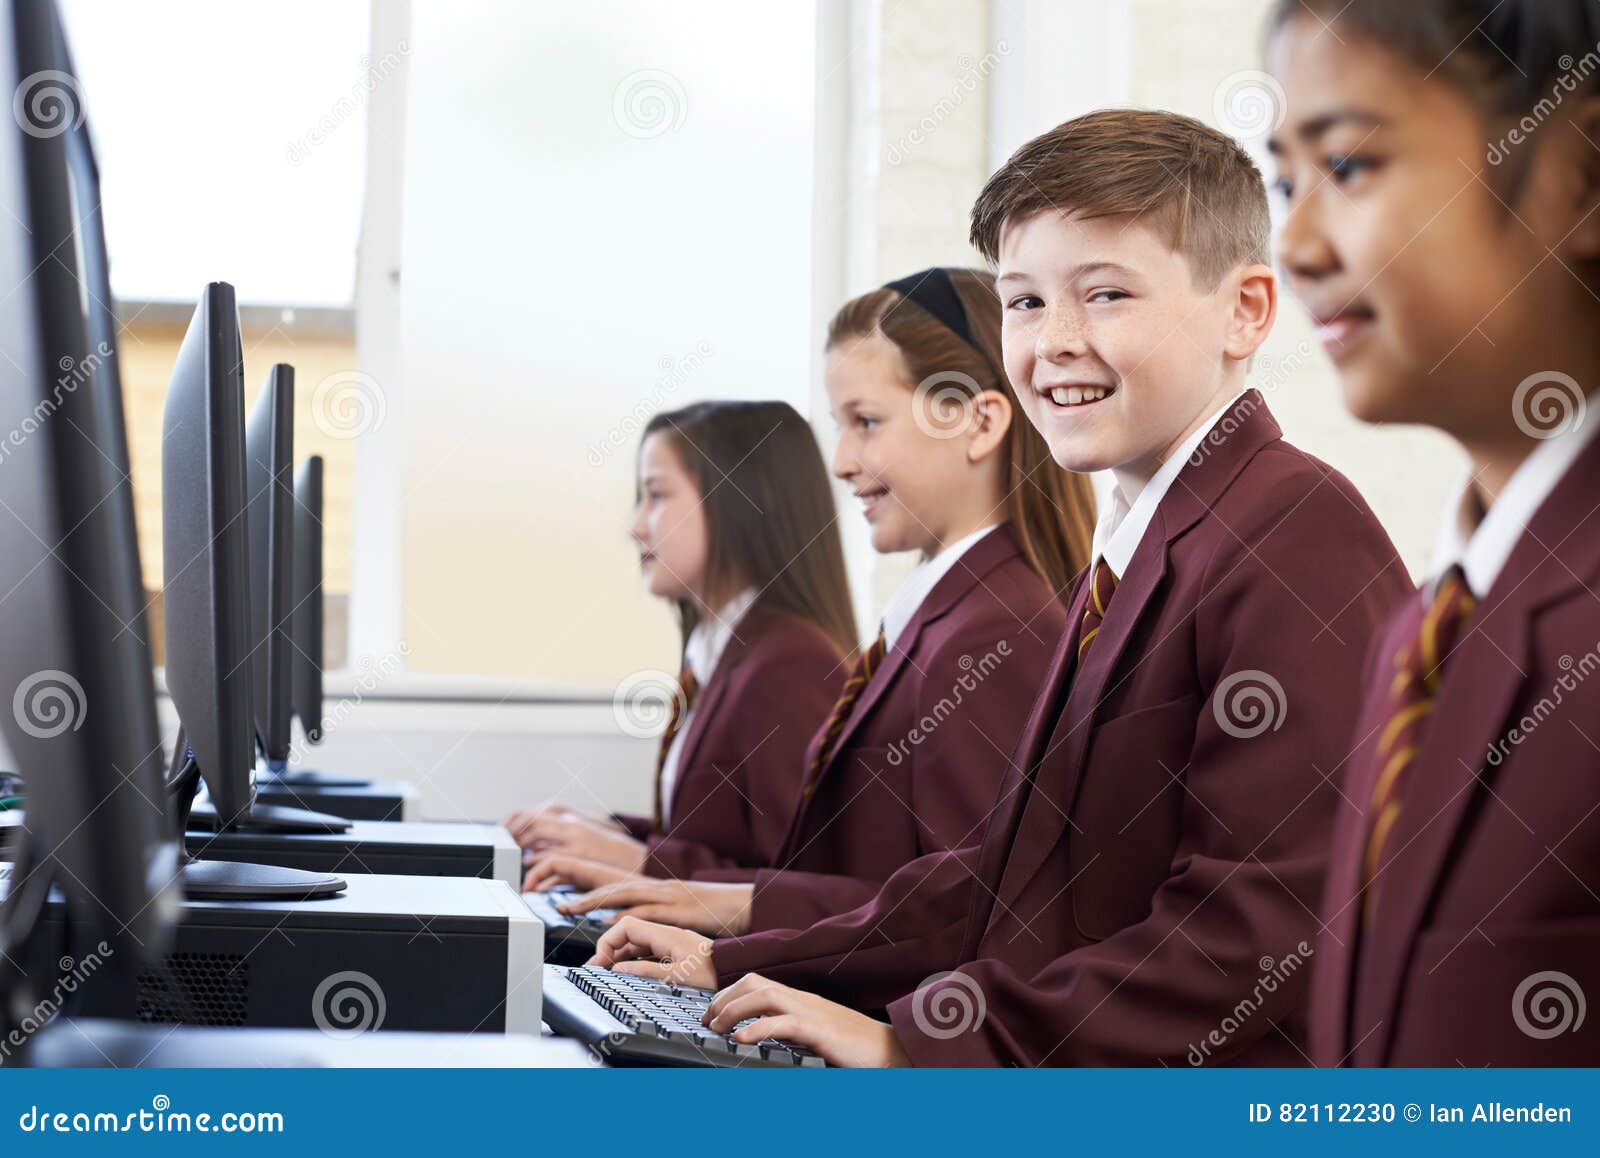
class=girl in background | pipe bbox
[507,400,855,879]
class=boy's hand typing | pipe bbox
[588,917,717,990]
[703,974,909,1068]
[559,879,752,936]
[521,853,634,894]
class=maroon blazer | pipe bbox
[697,523,1068,932]
[612,604,846,878]
[712,392,1411,1065]
[1310,431,1600,1067]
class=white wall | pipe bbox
[396,0,819,683]
[1120,0,1462,576]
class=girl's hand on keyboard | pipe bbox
[588,917,717,990]
[521,853,635,894]
[505,801,623,848]
[511,811,647,872]
[559,879,753,936]
[703,974,910,1068]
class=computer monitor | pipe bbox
[245,364,295,770]
[0,0,178,1034]
[293,455,324,745]
[160,284,351,862]
[272,453,372,789]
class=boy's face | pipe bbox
[997,212,1253,483]
[1268,17,1588,440]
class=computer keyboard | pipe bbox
[523,887,622,964]
[542,965,826,1068]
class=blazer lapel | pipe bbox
[995,541,1170,910]
[991,389,1282,913]
[664,642,742,819]
[1312,609,1418,1065]
[1359,437,1600,1062]
[961,569,1089,957]
[800,526,1025,795]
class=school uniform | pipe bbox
[695,521,1069,933]
[1310,415,1600,1066]
[710,390,1411,1065]
[612,593,846,878]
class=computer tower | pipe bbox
[184,820,520,886]
[34,873,542,1033]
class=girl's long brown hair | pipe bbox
[826,268,1095,599]
[643,401,858,656]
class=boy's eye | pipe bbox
[1006,294,1042,310]
[1087,289,1129,304]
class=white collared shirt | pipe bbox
[1429,409,1600,599]
[1091,390,1248,579]
[880,522,1004,649]
[659,587,758,826]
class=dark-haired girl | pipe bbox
[507,400,855,878]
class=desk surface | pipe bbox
[33,1018,594,1068]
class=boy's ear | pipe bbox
[1222,263,1277,363]
[1562,96,1600,260]
[966,389,1012,466]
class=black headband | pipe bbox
[883,268,974,349]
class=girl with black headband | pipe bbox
[530,267,1097,937]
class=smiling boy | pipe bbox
[590,109,1412,1066]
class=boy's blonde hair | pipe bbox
[969,108,1271,288]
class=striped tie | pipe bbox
[1360,565,1476,915]
[1078,558,1118,664]
[802,631,888,794]
[652,665,699,831]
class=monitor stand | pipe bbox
[185,797,352,834]
[166,735,346,901]
[179,856,345,901]
[257,759,372,790]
